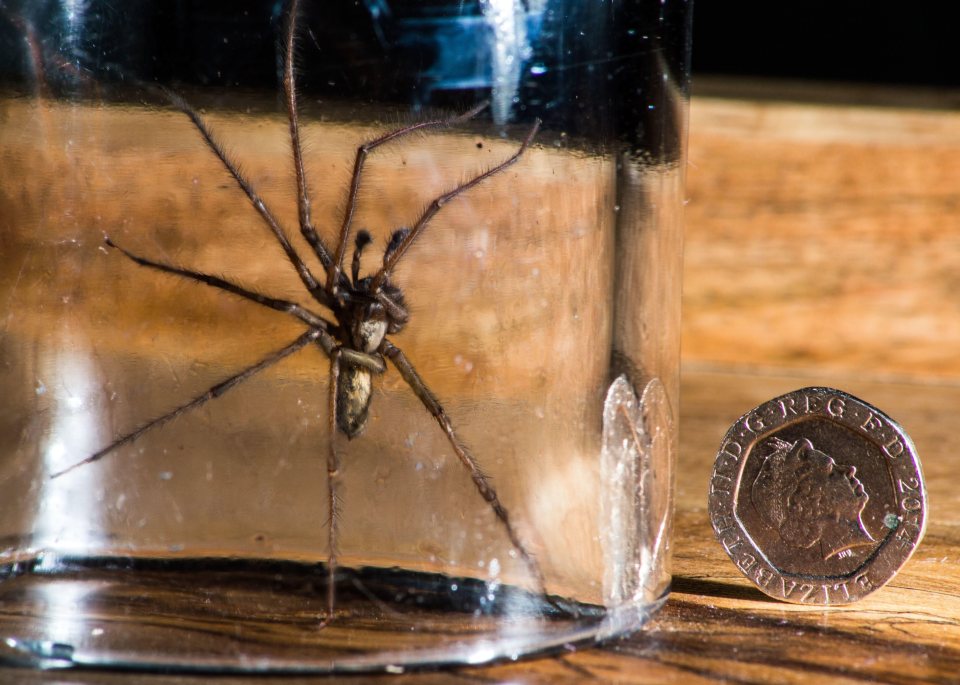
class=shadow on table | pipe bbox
[671,576,779,603]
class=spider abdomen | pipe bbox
[336,362,372,439]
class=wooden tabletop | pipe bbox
[7,80,960,683]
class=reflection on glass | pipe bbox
[38,335,103,556]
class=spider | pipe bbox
[50,0,547,625]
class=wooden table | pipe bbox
[7,80,960,683]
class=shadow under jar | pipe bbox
[0,0,690,673]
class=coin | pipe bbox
[708,387,927,605]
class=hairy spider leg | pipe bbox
[382,341,550,598]
[50,328,326,480]
[283,0,333,272]
[324,101,490,294]
[370,118,541,292]
[324,348,344,626]
[102,238,333,330]
[163,88,334,308]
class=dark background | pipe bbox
[692,3,958,88]
[2,2,957,92]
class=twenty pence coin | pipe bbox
[708,387,926,605]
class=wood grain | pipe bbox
[683,85,960,382]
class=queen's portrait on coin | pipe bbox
[751,437,875,561]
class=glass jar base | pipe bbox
[0,555,663,674]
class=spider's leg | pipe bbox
[325,101,491,294]
[338,347,386,373]
[163,89,330,307]
[105,238,334,329]
[282,0,340,277]
[373,231,411,327]
[51,328,325,479]
[322,347,344,626]
[376,291,408,329]
[382,340,550,597]
[371,119,540,292]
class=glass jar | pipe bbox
[0,0,689,673]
